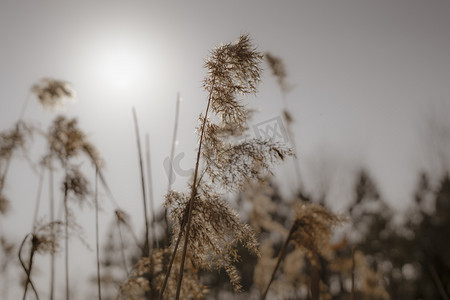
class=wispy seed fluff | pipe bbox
[201,35,292,192]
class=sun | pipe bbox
[99,49,143,90]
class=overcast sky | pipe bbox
[1,1,450,299]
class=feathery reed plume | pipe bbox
[31,78,75,110]
[265,53,291,97]
[262,202,344,299]
[132,108,150,256]
[48,116,101,166]
[160,34,292,299]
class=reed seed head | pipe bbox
[63,166,90,205]
[48,116,102,166]
[290,203,345,261]
[32,221,64,254]
[31,78,75,109]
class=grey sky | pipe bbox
[1,1,450,298]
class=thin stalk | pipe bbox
[132,107,150,256]
[164,93,181,236]
[97,169,121,209]
[145,133,158,249]
[351,246,355,300]
[262,228,293,300]
[167,93,181,192]
[157,224,184,300]
[175,81,215,300]
[0,149,13,195]
[49,166,55,300]
[63,180,70,300]
[116,219,129,276]
[18,92,31,122]
[18,234,39,300]
[428,264,449,300]
[32,167,45,230]
[310,263,320,300]
[95,168,102,300]
[281,92,303,191]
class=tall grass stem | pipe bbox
[132,107,150,256]
[175,79,215,300]
[95,168,102,300]
[262,227,293,300]
[145,133,158,249]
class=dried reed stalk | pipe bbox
[132,107,150,256]
[95,167,102,300]
[145,133,158,249]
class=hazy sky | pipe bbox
[1,1,450,299]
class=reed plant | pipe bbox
[0,35,402,300]
[156,34,292,300]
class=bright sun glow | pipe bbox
[100,49,143,90]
